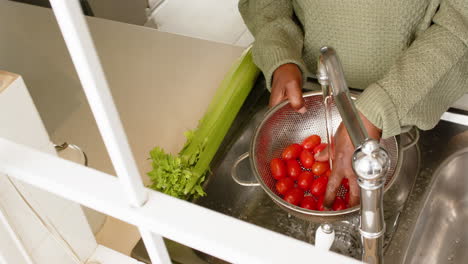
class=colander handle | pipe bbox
[402,127,420,151]
[231,152,260,187]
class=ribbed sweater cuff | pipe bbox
[261,48,308,91]
[355,83,401,138]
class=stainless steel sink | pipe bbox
[385,121,468,264]
[403,147,468,264]
[132,78,468,263]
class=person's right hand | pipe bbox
[269,63,306,113]
[315,112,382,208]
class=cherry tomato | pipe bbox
[299,149,315,169]
[282,144,303,160]
[270,158,287,180]
[301,135,321,150]
[313,143,327,154]
[275,177,294,195]
[300,196,317,210]
[332,196,347,211]
[325,169,332,178]
[344,191,350,205]
[286,159,302,179]
[297,171,314,190]
[311,161,330,176]
[310,176,328,197]
[283,188,304,206]
[317,195,329,211]
[341,178,349,190]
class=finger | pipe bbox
[269,84,287,108]
[315,145,330,162]
[347,174,360,207]
[323,168,344,208]
[285,81,306,113]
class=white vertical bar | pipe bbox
[48,0,146,207]
[139,227,171,263]
[48,1,170,263]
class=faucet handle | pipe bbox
[353,139,390,188]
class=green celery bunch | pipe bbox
[148,48,260,200]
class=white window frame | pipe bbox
[0,1,357,263]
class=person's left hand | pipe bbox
[315,112,382,208]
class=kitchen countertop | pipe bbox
[0,0,245,256]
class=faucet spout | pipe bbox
[317,46,390,264]
[317,46,368,147]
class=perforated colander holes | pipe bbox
[251,93,399,218]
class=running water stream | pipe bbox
[323,90,334,169]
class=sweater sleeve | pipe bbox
[238,0,307,91]
[355,0,468,138]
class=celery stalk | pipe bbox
[148,48,260,199]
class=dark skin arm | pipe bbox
[271,64,382,208]
[269,63,306,113]
[315,113,382,208]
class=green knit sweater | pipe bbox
[239,0,468,138]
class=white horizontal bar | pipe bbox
[0,138,357,264]
[441,111,468,127]
[48,0,147,207]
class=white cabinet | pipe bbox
[146,0,254,47]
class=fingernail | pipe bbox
[298,107,307,114]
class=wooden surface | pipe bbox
[0,71,18,93]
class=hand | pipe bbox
[315,112,382,208]
[269,63,306,113]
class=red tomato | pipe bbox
[311,161,330,176]
[332,197,347,211]
[283,188,304,206]
[299,149,315,169]
[341,178,350,190]
[310,176,328,197]
[270,158,287,180]
[325,169,332,178]
[317,196,329,211]
[344,191,350,205]
[286,159,302,179]
[276,178,294,195]
[313,143,327,154]
[282,144,303,160]
[301,135,321,150]
[300,196,317,210]
[297,171,314,190]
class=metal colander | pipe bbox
[249,91,398,222]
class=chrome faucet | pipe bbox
[317,46,390,264]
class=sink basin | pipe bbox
[132,79,422,263]
[402,147,468,263]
